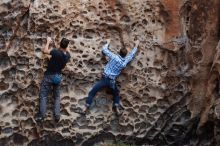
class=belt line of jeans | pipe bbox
[102,73,115,81]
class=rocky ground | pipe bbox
[0,0,220,145]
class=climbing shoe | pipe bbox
[35,114,44,123]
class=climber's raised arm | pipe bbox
[123,40,140,66]
[102,39,117,59]
[42,37,52,54]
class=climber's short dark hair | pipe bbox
[60,38,69,49]
[119,49,127,58]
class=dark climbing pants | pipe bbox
[86,76,120,107]
[39,74,61,118]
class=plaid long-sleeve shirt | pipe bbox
[102,43,137,80]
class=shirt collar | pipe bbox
[118,55,125,60]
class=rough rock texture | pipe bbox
[0,0,220,145]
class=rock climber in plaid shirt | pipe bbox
[83,39,140,115]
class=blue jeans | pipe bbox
[86,76,120,107]
[39,74,61,118]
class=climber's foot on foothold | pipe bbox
[73,107,88,115]
[35,113,44,123]
[112,106,123,116]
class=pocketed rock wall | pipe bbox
[0,0,220,145]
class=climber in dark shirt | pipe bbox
[35,37,71,123]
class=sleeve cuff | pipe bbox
[132,47,138,53]
[105,43,109,47]
[102,43,109,50]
